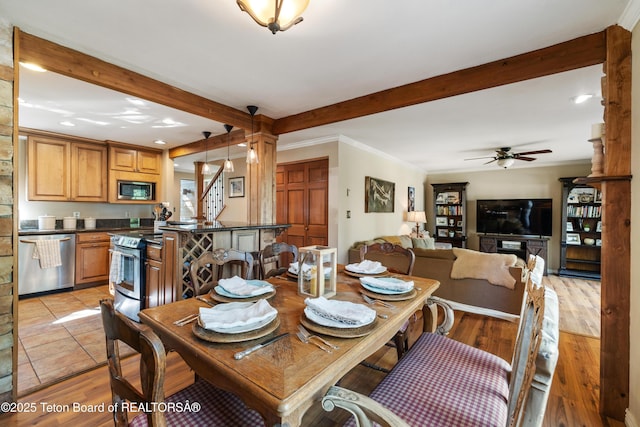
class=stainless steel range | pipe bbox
[110,233,149,322]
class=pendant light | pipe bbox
[246,105,259,164]
[223,124,235,173]
[201,131,212,174]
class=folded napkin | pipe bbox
[359,276,414,293]
[199,299,277,331]
[346,260,384,274]
[304,296,376,326]
[218,276,274,296]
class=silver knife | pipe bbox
[234,332,289,360]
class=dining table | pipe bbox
[139,265,440,426]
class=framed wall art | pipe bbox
[435,217,447,226]
[229,176,245,198]
[408,186,415,212]
[365,176,395,213]
[566,233,581,245]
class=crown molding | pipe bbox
[618,0,640,30]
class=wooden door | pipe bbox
[277,159,328,247]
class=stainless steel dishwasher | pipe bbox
[18,233,76,297]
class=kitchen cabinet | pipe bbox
[145,235,179,308]
[109,144,161,174]
[75,232,111,286]
[27,135,107,202]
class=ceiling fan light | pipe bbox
[497,158,515,169]
[237,0,309,34]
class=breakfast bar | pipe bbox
[139,268,440,426]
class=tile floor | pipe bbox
[17,285,115,395]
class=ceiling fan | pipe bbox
[465,147,553,168]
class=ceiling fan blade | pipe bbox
[514,149,552,156]
[516,156,537,161]
[464,155,496,161]
[483,158,498,165]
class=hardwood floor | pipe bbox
[1,275,623,426]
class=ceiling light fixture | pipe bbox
[20,62,47,72]
[201,131,211,174]
[154,139,166,145]
[573,94,594,104]
[246,105,259,164]
[223,124,235,173]
[237,0,309,34]
[497,157,515,169]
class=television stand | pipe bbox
[478,234,549,275]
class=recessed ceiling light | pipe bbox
[238,143,247,147]
[573,94,594,104]
[76,118,110,126]
[60,121,75,127]
[154,139,166,145]
[20,62,47,72]
[126,98,146,106]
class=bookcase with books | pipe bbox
[432,182,468,248]
[558,177,601,279]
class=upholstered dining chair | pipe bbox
[258,242,299,279]
[99,298,265,427]
[359,242,415,275]
[359,242,416,359]
[322,256,558,427]
[189,248,254,296]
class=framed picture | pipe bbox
[595,190,602,203]
[229,176,245,198]
[365,176,395,213]
[408,186,415,212]
[435,192,446,204]
[566,233,581,245]
[437,229,448,237]
[596,220,602,232]
[436,216,448,226]
[566,221,573,231]
[457,220,463,227]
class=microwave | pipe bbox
[117,180,155,201]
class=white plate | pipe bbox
[201,312,278,334]
[214,280,274,298]
[360,277,413,295]
[303,306,375,329]
[345,263,388,275]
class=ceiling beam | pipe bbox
[169,129,247,158]
[272,31,607,135]
[16,29,253,131]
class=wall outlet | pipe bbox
[73,212,80,218]
[346,210,351,219]
[125,211,130,218]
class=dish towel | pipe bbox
[32,239,62,269]
[109,251,124,284]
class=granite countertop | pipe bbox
[158,221,291,233]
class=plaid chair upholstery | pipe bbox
[355,333,510,426]
[130,378,265,426]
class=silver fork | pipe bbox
[361,294,397,310]
[298,325,339,350]
[296,331,332,353]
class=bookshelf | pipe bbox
[558,177,601,279]
[432,182,468,248]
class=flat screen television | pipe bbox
[476,199,553,237]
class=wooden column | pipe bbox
[600,25,631,420]
[246,115,277,224]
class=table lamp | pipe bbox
[407,211,427,237]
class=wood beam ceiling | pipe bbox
[273,31,606,134]
[169,129,247,158]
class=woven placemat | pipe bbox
[192,316,280,343]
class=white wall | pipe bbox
[427,163,591,272]
[627,18,640,427]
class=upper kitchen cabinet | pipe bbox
[27,135,108,202]
[109,144,161,174]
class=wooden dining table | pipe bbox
[139,266,439,426]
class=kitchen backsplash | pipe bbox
[20,217,155,231]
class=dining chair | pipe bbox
[258,242,299,279]
[359,242,415,275]
[99,298,265,427]
[189,248,255,296]
[322,256,558,427]
[359,242,416,359]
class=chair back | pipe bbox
[359,242,416,275]
[100,298,167,427]
[189,248,255,296]
[259,242,298,279]
[507,255,551,427]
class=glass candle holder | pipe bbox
[297,246,337,298]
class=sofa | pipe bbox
[348,235,528,320]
